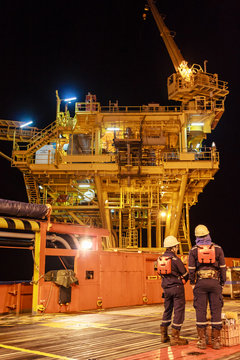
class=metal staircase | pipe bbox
[127,216,138,248]
[23,172,41,204]
[12,121,60,166]
[25,121,59,155]
[178,214,192,254]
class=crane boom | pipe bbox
[145,0,228,102]
[147,0,184,72]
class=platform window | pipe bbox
[86,270,94,279]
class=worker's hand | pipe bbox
[191,284,195,290]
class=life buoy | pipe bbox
[97,299,103,307]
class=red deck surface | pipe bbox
[119,341,240,360]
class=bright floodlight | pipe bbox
[78,184,91,188]
[64,97,77,102]
[80,239,93,250]
[160,211,167,218]
[107,127,120,131]
[20,121,33,128]
[191,123,204,126]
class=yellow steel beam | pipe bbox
[67,211,85,225]
[172,173,188,237]
[95,175,107,228]
[147,209,151,248]
[147,0,184,72]
[0,151,12,162]
[156,213,161,248]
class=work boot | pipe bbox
[206,326,211,345]
[197,327,207,349]
[160,325,170,343]
[212,328,221,350]
[170,328,188,345]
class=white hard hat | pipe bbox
[164,235,180,248]
[195,224,209,237]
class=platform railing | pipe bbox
[75,103,182,113]
[75,101,225,114]
[29,147,219,166]
[0,119,38,142]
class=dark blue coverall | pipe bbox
[188,243,226,330]
[160,250,189,330]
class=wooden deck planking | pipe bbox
[0,300,240,359]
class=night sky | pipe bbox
[0,0,239,257]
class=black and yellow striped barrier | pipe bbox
[0,217,40,231]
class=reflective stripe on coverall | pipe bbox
[161,249,189,330]
[188,243,226,330]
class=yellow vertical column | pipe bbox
[95,175,114,247]
[119,209,122,248]
[147,209,151,248]
[32,222,47,315]
[165,203,172,238]
[95,127,101,155]
[181,114,188,152]
[32,231,41,315]
[172,173,188,237]
[103,191,115,247]
[169,192,178,234]
[156,213,161,248]
[139,224,142,248]
[128,210,132,247]
[185,198,191,249]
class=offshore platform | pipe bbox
[0,0,228,254]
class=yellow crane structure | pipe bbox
[0,2,228,254]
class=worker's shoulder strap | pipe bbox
[191,245,198,252]
[213,243,221,249]
[197,242,214,248]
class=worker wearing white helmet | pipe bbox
[195,224,209,238]
[188,224,226,350]
[158,235,189,345]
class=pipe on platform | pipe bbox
[0,232,72,249]
[0,231,35,239]
[48,235,72,249]
[0,199,51,220]
[0,239,33,247]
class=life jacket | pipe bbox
[157,256,172,275]
[197,244,216,264]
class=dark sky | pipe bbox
[0,0,239,257]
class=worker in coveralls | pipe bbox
[158,235,189,345]
[188,224,226,350]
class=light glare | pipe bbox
[191,123,204,126]
[64,97,77,102]
[80,239,93,250]
[20,121,33,128]
[106,127,120,131]
[160,211,167,218]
